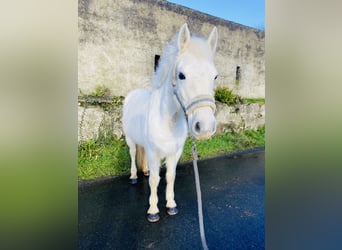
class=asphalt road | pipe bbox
[79,148,265,250]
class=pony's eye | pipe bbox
[214,75,218,80]
[178,72,186,80]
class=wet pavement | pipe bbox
[79,148,264,250]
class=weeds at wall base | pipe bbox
[78,126,265,180]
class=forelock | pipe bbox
[186,37,213,60]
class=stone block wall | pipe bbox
[78,0,265,98]
[78,102,265,142]
[78,0,265,142]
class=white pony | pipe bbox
[123,23,218,222]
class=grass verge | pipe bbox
[78,126,265,180]
[180,126,265,162]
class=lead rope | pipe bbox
[173,77,209,249]
[191,136,209,250]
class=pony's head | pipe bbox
[173,23,218,140]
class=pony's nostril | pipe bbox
[194,122,201,134]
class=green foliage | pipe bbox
[215,86,265,105]
[78,126,265,180]
[78,92,124,112]
[214,87,243,105]
[92,84,111,97]
[111,96,124,106]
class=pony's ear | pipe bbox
[207,26,218,53]
[177,23,191,52]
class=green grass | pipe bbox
[180,126,265,162]
[78,137,130,180]
[78,126,265,180]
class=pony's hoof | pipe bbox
[167,207,178,216]
[130,178,138,185]
[143,170,149,177]
[147,213,160,223]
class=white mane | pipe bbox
[151,36,178,89]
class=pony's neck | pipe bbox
[158,79,180,119]
[151,41,186,129]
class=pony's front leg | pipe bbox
[147,154,161,222]
[165,151,182,216]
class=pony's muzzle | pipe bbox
[190,109,216,140]
[192,120,216,140]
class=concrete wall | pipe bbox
[79,0,265,98]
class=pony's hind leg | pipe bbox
[126,137,138,184]
[136,145,149,176]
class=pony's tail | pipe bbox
[136,145,149,176]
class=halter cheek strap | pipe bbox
[172,62,216,121]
